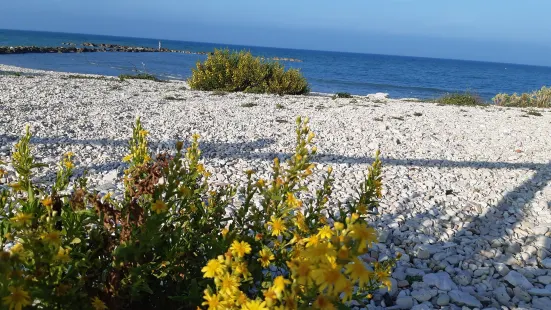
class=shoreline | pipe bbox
[2,63,551,309]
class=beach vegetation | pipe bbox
[240,102,257,107]
[434,92,485,106]
[164,95,186,101]
[0,117,396,309]
[64,74,109,80]
[211,90,228,96]
[119,73,162,82]
[188,49,310,95]
[275,103,285,109]
[493,86,551,108]
[0,71,22,77]
[336,92,352,98]
[525,109,543,116]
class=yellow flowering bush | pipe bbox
[200,118,396,309]
[188,49,310,95]
[0,117,395,309]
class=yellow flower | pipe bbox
[311,261,347,295]
[317,225,333,239]
[202,258,224,278]
[345,258,372,286]
[258,248,275,267]
[91,297,108,310]
[334,222,345,231]
[202,290,221,310]
[9,243,24,256]
[2,286,31,310]
[294,213,308,232]
[65,151,75,158]
[10,213,33,227]
[337,245,350,260]
[229,240,251,258]
[232,261,250,277]
[151,200,168,214]
[286,192,302,208]
[312,295,335,310]
[54,247,71,263]
[221,228,229,238]
[341,279,354,302]
[40,231,62,246]
[374,179,383,198]
[290,260,312,286]
[217,274,239,296]
[64,160,74,169]
[272,276,290,296]
[242,300,268,310]
[357,204,368,215]
[374,263,392,290]
[4,233,14,241]
[41,196,53,209]
[256,179,266,187]
[122,154,133,162]
[263,288,277,306]
[139,129,149,136]
[350,223,378,251]
[8,183,23,192]
[267,216,286,236]
[236,291,248,306]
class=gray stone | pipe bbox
[494,286,510,305]
[506,242,522,254]
[536,235,551,250]
[493,262,510,277]
[423,272,458,291]
[448,289,482,308]
[454,271,472,286]
[513,287,532,302]
[504,271,534,290]
[541,258,551,269]
[416,249,430,259]
[436,293,450,306]
[406,268,426,277]
[395,296,414,309]
[411,303,433,310]
[411,289,433,302]
[533,297,551,310]
[528,288,551,297]
[538,275,551,285]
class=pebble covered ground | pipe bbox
[2,64,551,309]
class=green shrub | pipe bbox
[188,49,309,95]
[434,93,485,106]
[493,86,551,108]
[0,118,395,309]
[336,92,352,98]
[119,73,162,82]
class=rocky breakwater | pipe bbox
[0,43,211,55]
[2,42,303,62]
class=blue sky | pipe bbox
[3,0,551,65]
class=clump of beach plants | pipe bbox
[434,92,485,106]
[188,49,310,95]
[336,92,353,98]
[493,86,551,108]
[119,73,162,82]
[0,117,396,309]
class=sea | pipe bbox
[1,29,551,100]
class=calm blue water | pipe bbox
[1,29,551,100]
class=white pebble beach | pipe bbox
[2,64,551,309]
